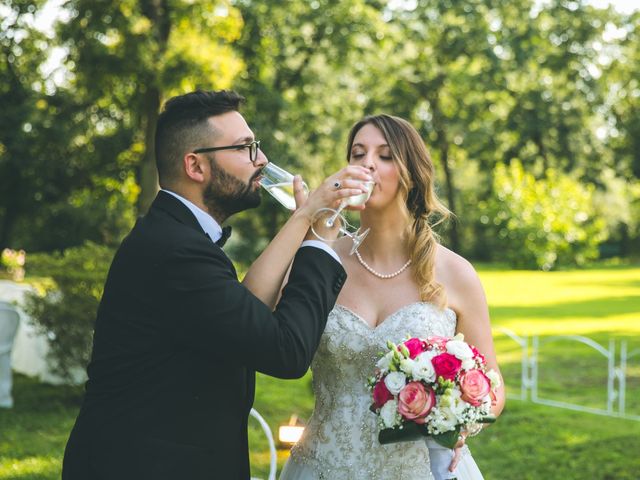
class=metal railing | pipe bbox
[497,328,639,421]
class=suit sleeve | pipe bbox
[160,242,346,378]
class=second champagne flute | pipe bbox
[312,179,375,255]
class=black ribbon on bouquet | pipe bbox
[379,415,496,449]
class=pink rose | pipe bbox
[459,369,492,406]
[403,338,426,359]
[373,380,393,408]
[397,382,435,424]
[431,353,462,381]
[427,335,450,350]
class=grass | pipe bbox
[0,378,82,480]
[1,264,639,479]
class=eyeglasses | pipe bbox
[193,140,261,164]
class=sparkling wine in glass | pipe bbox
[259,162,308,210]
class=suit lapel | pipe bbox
[150,191,238,278]
[150,191,207,237]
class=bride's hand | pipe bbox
[448,432,468,472]
[292,166,372,223]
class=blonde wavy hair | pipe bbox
[346,114,451,308]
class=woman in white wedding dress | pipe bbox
[279,115,505,480]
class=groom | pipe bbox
[62,90,346,479]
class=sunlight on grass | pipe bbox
[479,267,640,308]
[0,456,60,479]
[480,266,640,337]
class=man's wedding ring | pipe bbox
[333,180,342,190]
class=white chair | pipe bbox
[250,408,278,480]
[0,301,20,408]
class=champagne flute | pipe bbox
[259,162,374,254]
[324,180,375,227]
[259,162,308,210]
[311,179,375,255]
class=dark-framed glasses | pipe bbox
[193,140,261,163]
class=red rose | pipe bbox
[459,369,491,406]
[431,353,462,381]
[398,382,436,424]
[373,380,393,408]
[403,338,426,359]
[470,345,486,363]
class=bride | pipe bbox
[275,114,506,479]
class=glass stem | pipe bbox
[325,202,346,228]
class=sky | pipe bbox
[589,0,640,13]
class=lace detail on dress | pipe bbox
[289,302,457,480]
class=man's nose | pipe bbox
[254,148,268,168]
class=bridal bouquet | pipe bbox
[368,333,499,449]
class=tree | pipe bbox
[227,0,391,265]
[56,0,245,214]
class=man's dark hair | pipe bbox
[155,90,245,186]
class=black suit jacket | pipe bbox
[62,191,346,480]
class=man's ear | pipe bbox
[183,152,207,183]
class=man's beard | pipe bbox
[203,159,262,221]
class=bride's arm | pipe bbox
[242,166,371,309]
[452,259,506,417]
[444,254,505,473]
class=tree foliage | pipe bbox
[480,160,607,269]
[23,242,114,378]
[1,0,639,268]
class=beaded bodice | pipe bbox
[289,302,457,480]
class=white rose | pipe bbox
[380,399,401,428]
[431,406,458,432]
[376,351,394,372]
[486,369,502,389]
[446,340,474,360]
[411,353,436,383]
[461,358,476,371]
[422,349,439,360]
[400,358,416,376]
[384,372,407,395]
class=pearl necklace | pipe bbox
[354,248,412,279]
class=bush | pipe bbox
[23,242,115,379]
[478,161,607,270]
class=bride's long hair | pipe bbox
[346,114,451,308]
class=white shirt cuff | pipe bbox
[300,240,342,265]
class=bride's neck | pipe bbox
[358,206,410,263]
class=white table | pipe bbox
[0,280,86,385]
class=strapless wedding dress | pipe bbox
[280,303,484,480]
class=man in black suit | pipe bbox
[62,90,370,479]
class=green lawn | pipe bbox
[1,264,639,479]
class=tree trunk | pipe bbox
[137,86,161,215]
[137,0,170,215]
[427,92,460,252]
[0,201,18,252]
[439,140,460,253]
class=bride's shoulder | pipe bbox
[435,244,482,295]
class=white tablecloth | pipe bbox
[1,280,86,385]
